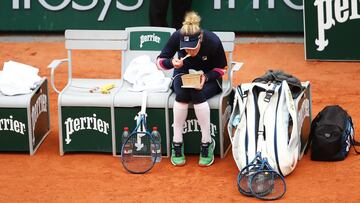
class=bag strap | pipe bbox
[283,80,299,145]
[256,84,276,154]
[274,81,299,176]
[228,85,249,144]
[348,117,360,154]
[351,136,360,154]
[351,139,360,154]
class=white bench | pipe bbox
[49,29,128,155]
[49,27,175,155]
[49,27,243,158]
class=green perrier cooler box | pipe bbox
[0,78,50,155]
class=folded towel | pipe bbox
[130,77,172,92]
[0,60,42,96]
[124,55,171,92]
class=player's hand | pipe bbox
[172,58,183,69]
[195,74,206,90]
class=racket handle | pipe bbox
[140,91,147,114]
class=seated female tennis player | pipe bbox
[156,11,227,167]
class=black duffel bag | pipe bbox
[308,105,360,161]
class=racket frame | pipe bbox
[120,92,158,174]
[237,152,286,200]
[120,127,157,174]
[249,169,286,200]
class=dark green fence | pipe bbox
[1,0,303,32]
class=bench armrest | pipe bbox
[224,61,244,95]
[48,59,68,94]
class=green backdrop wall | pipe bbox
[0,0,303,32]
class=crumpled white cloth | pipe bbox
[0,60,42,96]
[124,55,171,92]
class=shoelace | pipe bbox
[201,144,209,157]
[174,144,182,157]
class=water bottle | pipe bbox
[121,127,132,155]
[151,126,162,163]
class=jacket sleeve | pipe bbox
[205,40,227,81]
[156,31,180,70]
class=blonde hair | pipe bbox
[180,11,201,35]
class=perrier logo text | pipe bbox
[0,115,26,135]
[64,114,110,144]
[315,0,360,51]
[31,94,47,131]
[140,33,161,48]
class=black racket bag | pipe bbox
[309,105,359,161]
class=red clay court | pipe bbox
[0,41,359,202]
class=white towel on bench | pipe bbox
[0,60,42,96]
[124,55,171,92]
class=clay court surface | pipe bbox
[0,41,359,202]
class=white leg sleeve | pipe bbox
[173,101,188,143]
[194,101,211,143]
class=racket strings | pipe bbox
[121,132,153,171]
[121,116,157,174]
[238,165,259,196]
[237,156,263,196]
[251,171,286,200]
[237,153,286,200]
[250,171,275,196]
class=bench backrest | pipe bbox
[64,29,127,80]
[120,29,235,79]
[64,29,235,80]
[213,31,235,70]
[122,27,176,77]
[65,30,128,50]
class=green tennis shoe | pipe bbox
[171,142,186,166]
[199,138,215,167]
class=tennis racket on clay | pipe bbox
[120,92,158,174]
[237,152,286,200]
[237,153,263,196]
[249,157,286,200]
